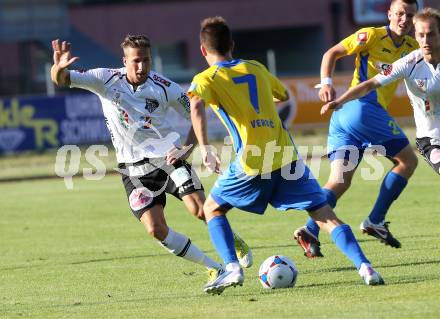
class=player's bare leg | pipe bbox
[324,159,358,200]
[182,190,206,221]
[390,144,418,179]
[139,204,221,270]
[140,204,168,241]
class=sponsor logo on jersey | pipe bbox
[118,109,130,129]
[143,116,152,129]
[250,119,275,128]
[106,69,122,77]
[406,56,417,65]
[129,187,153,211]
[415,79,427,92]
[152,74,171,87]
[111,90,122,106]
[424,99,431,112]
[378,63,393,76]
[177,93,190,113]
[145,98,159,113]
[357,32,368,45]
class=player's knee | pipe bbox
[185,200,205,221]
[310,205,340,233]
[194,207,206,221]
[402,151,418,174]
[327,167,355,195]
[182,193,206,221]
[192,200,206,220]
[146,223,168,241]
[203,200,218,219]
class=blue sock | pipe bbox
[207,216,238,265]
[305,188,336,238]
[369,172,408,224]
[331,224,369,270]
[305,218,320,238]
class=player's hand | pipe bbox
[51,39,79,70]
[165,145,192,165]
[318,84,336,103]
[320,101,342,115]
[201,148,221,174]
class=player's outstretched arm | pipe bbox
[318,44,348,103]
[184,126,198,149]
[190,96,208,147]
[190,95,221,173]
[321,78,381,115]
[165,127,196,165]
[50,39,79,87]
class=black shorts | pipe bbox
[416,137,440,175]
[119,158,204,219]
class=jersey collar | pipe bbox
[386,26,405,48]
[123,70,150,93]
[425,59,440,73]
[214,59,242,67]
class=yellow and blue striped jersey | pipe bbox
[340,26,418,109]
[188,59,296,175]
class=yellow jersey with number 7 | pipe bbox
[188,59,297,175]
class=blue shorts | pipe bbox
[210,160,327,214]
[327,99,409,164]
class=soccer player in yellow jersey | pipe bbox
[189,16,384,295]
[295,0,420,256]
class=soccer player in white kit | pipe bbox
[50,35,252,281]
[321,8,440,175]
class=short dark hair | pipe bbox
[200,16,232,55]
[414,7,440,32]
[120,35,151,51]
[390,0,419,10]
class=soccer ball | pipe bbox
[258,255,298,289]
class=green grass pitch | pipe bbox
[1,156,439,319]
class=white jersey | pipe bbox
[70,68,191,163]
[375,49,440,144]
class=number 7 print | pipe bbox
[233,74,259,113]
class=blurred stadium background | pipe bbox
[0,0,437,177]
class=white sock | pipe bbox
[358,262,372,275]
[225,262,241,272]
[159,228,221,269]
